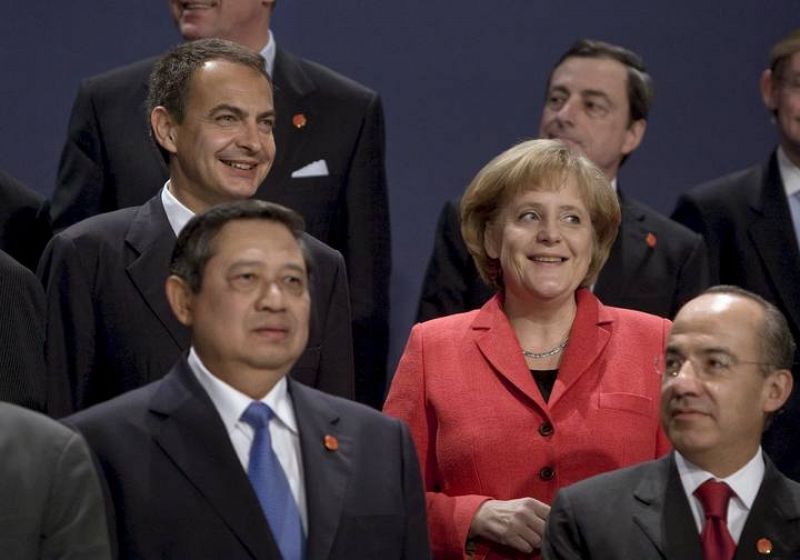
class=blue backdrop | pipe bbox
[2,1,797,375]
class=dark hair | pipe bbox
[146,38,270,164]
[170,199,310,293]
[769,28,800,81]
[548,38,654,124]
[703,285,796,373]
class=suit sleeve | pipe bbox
[384,325,490,559]
[41,429,113,560]
[398,420,432,559]
[669,232,711,318]
[52,82,107,231]
[671,195,721,284]
[316,250,356,399]
[541,490,587,560]
[37,235,96,417]
[345,94,391,409]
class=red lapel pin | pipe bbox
[292,113,307,129]
[323,434,339,451]
[756,537,773,555]
[645,232,657,249]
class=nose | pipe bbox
[256,280,286,311]
[554,97,578,125]
[536,216,562,244]
[236,119,262,153]
[664,358,702,395]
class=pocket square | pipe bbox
[291,159,329,178]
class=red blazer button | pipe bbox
[538,422,554,437]
[539,466,555,481]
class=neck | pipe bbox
[167,177,216,215]
[780,138,800,169]
[683,444,760,479]
[504,290,578,350]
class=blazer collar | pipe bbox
[289,380,350,560]
[124,194,189,348]
[149,360,282,559]
[471,289,612,409]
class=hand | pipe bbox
[468,498,551,554]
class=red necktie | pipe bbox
[694,479,737,560]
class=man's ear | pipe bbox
[760,69,778,112]
[762,368,794,414]
[150,106,179,155]
[165,275,194,327]
[621,118,647,157]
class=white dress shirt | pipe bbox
[187,347,308,533]
[779,145,800,200]
[675,448,765,543]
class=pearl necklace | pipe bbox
[522,337,569,360]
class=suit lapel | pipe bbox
[124,195,188,348]
[150,361,281,559]
[290,380,350,560]
[632,454,703,559]
[473,295,545,408]
[737,457,800,558]
[262,48,318,192]
[747,154,800,335]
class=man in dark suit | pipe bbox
[418,39,708,322]
[0,168,51,272]
[0,249,47,411]
[39,39,353,417]
[672,29,800,482]
[543,286,800,559]
[68,199,428,559]
[53,0,389,408]
[0,401,111,559]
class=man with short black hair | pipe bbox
[543,286,800,559]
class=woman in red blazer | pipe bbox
[385,140,671,559]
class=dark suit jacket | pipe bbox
[38,194,354,417]
[67,360,430,560]
[672,151,800,481]
[0,250,47,411]
[0,168,51,272]
[53,47,389,408]
[417,193,710,322]
[0,402,110,560]
[543,453,800,560]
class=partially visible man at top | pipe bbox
[39,39,353,417]
[417,39,708,322]
[543,286,800,559]
[0,168,51,272]
[53,0,389,408]
[67,199,429,559]
[672,28,800,481]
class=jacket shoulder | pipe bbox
[80,56,158,97]
[681,162,764,205]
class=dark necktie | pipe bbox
[241,402,304,560]
[694,479,736,560]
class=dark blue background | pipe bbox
[2,1,797,373]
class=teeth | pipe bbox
[223,160,255,170]
[531,256,564,263]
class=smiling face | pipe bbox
[168,0,272,51]
[168,219,310,397]
[539,56,645,181]
[762,51,800,166]
[661,293,792,476]
[484,177,594,312]
[152,59,275,212]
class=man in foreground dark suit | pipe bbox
[543,286,800,559]
[418,39,708,322]
[68,199,429,559]
[39,39,353,417]
[0,401,110,559]
[0,168,51,272]
[672,29,800,481]
[53,0,389,408]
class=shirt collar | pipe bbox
[778,146,800,197]
[675,448,765,510]
[610,177,618,192]
[161,181,195,236]
[261,30,276,78]
[187,347,298,436]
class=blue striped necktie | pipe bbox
[241,402,305,560]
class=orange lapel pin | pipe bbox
[292,113,307,129]
[323,434,339,451]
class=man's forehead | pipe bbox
[670,294,763,343]
[550,56,628,87]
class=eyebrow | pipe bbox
[209,104,276,120]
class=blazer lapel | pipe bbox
[747,154,800,335]
[633,454,703,559]
[124,195,189,348]
[547,290,611,406]
[290,380,350,560]
[150,361,281,559]
[473,295,545,408]
[262,48,318,192]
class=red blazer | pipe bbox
[384,289,671,559]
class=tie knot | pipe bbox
[695,479,734,520]
[241,401,274,430]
